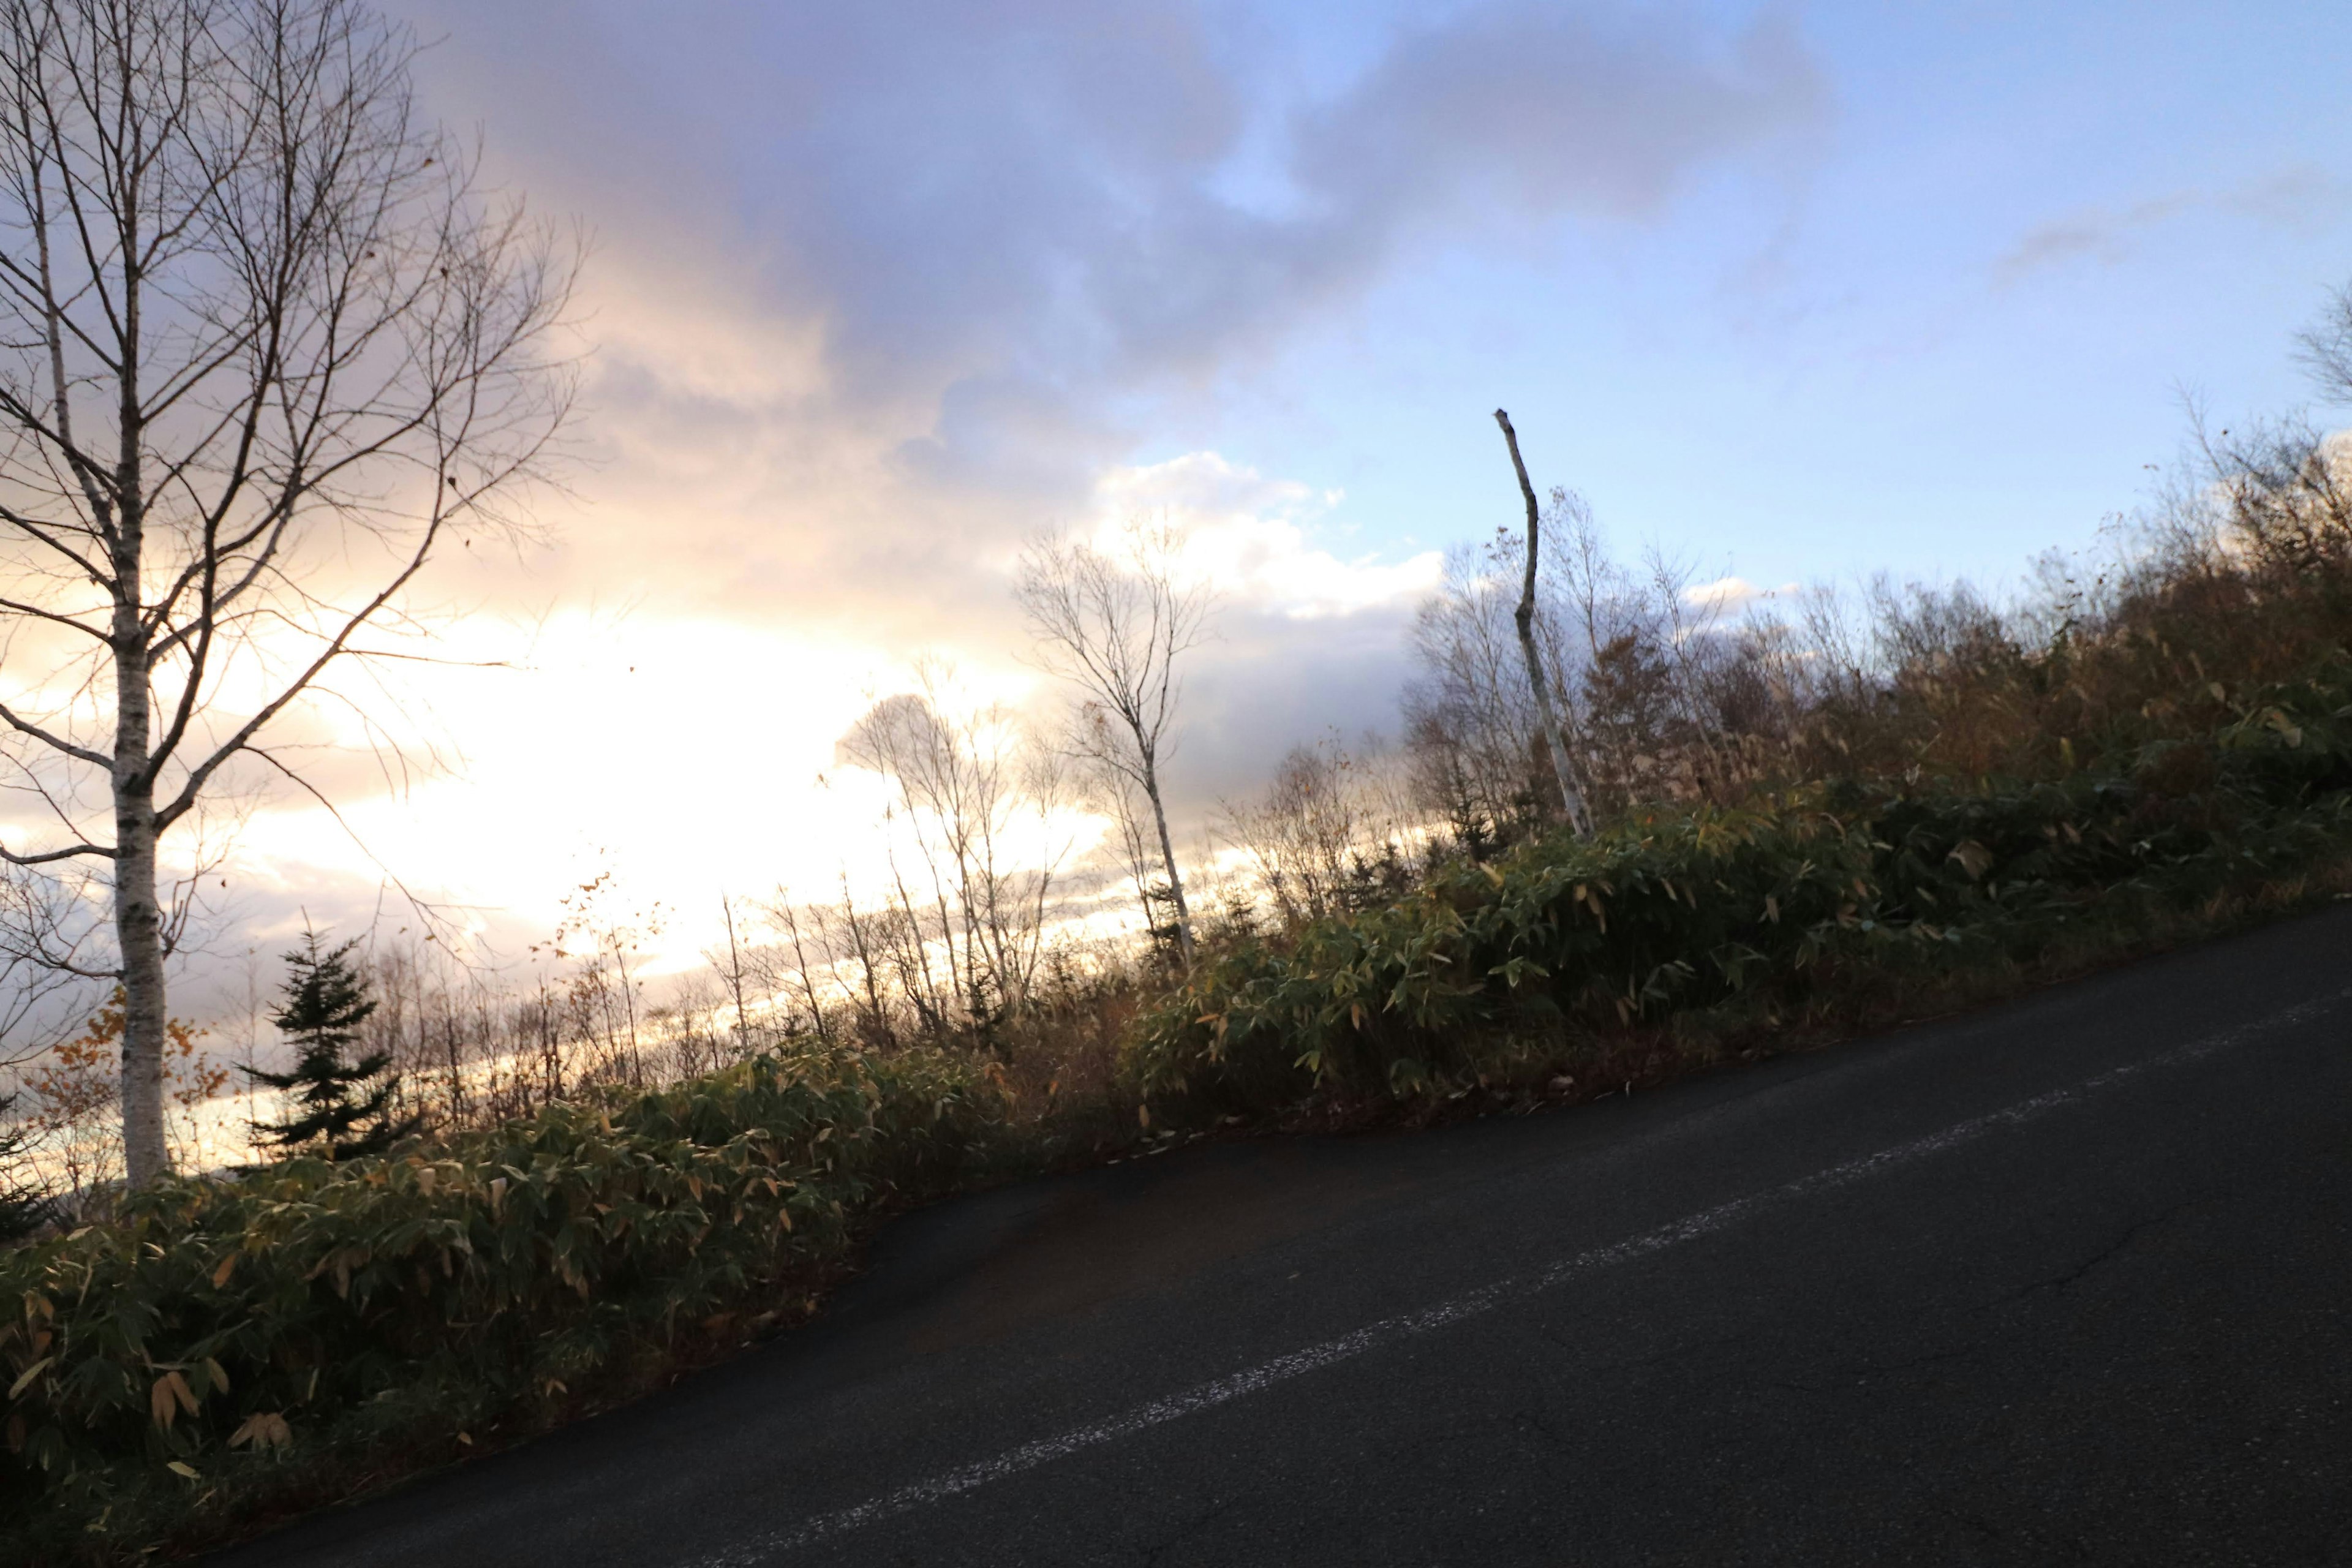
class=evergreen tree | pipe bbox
[247,930,420,1161]
[0,1091,48,1244]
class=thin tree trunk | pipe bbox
[837,886,895,1048]
[443,1007,469,1125]
[1493,409,1591,837]
[1141,755,1195,964]
[778,896,835,1047]
[115,219,170,1183]
[721,894,750,1050]
[114,757,169,1186]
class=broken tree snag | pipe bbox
[1493,409,1591,837]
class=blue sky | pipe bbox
[195,0,2352,975]
[398,1,2352,600]
[1131,2,2352,584]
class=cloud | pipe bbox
[1092,452,1442,619]
[1993,168,2351,285]
[140,2,1828,997]
[1683,575,1766,612]
[1681,575,1798,614]
[401,0,1824,558]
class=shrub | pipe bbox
[1128,657,2352,1113]
[0,1041,1014,1559]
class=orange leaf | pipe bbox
[150,1371,194,1430]
[229,1411,292,1449]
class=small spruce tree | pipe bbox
[0,1090,48,1243]
[247,929,420,1161]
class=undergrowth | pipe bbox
[1,1046,1015,1561]
[1129,655,2352,1115]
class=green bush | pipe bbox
[0,1041,1014,1559]
[1128,659,2352,1112]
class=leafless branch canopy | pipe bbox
[2295,278,2352,408]
[1015,519,1215,962]
[0,0,577,872]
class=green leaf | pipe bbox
[8,1357,53,1400]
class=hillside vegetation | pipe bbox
[10,401,2352,1560]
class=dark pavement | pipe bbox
[210,908,2352,1566]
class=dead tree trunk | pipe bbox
[1493,409,1591,837]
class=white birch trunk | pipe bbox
[1142,755,1195,963]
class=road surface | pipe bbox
[211,908,2352,1566]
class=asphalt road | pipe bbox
[211,909,2352,1567]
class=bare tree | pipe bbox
[1221,733,1417,927]
[2296,277,2352,407]
[0,0,576,1183]
[759,887,837,1048]
[1493,410,1590,835]
[716,893,750,1052]
[841,665,1073,1039]
[1016,519,1213,963]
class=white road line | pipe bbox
[696,988,2350,1566]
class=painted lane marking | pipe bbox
[697,989,2350,1565]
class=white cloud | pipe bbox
[1092,451,1441,619]
[1681,575,1797,614]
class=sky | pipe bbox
[138,0,2352,1003]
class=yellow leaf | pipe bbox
[1948,840,1994,881]
[1763,894,1780,924]
[1137,1103,1151,1129]
[488,1176,508,1218]
[211,1253,238,1289]
[415,1166,438,1197]
[204,1358,229,1393]
[228,1411,292,1450]
[8,1357,52,1399]
[167,1461,200,1480]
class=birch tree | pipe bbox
[0,0,575,1184]
[1015,521,1212,964]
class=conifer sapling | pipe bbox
[247,929,421,1160]
[0,1090,47,1242]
